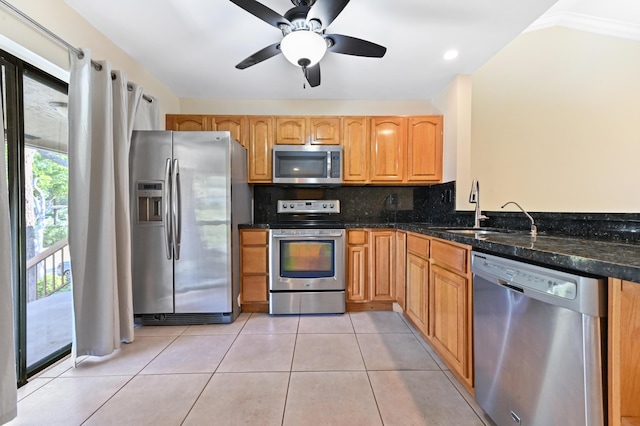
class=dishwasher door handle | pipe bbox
[498,278,524,293]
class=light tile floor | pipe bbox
[10,311,493,426]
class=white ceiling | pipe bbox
[62,0,640,101]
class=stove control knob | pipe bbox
[282,204,287,209]
[290,204,294,208]
[330,204,334,208]
[323,203,327,208]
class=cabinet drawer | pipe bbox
[407,234,429,258]
[242,275,268,303]
[241,246,268,274]
[242,230,268,245]
[431,239,467,274]
[348,230,369,245]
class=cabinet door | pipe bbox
[395,231,407,310]
[370,117,406,182]
[248,116,274,183]
[347,245,368,302]
[166,114,213,131]
[214,116,247,147]
[240,230,269,304]
[342,117,369,183]
[407,116,443,182]
[608,278,640,426]
[310,117,341,145]
[429,263,468,377]
[370,230,395,301]
[276,117,306,145]
[406,252,428,334]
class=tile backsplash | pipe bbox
[253,181,457,224]
[252,181,640,244]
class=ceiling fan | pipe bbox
[230,0,387,87]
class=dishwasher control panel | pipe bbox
[473,254,577,299]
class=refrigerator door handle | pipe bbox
[163,158,172,260]
[172,159,182,260]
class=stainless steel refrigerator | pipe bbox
[130,131,251,324]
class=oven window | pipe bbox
[280,240,335,278]
[275,152,327,178]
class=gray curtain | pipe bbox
[68,49,158,359]
[0,80,17,423]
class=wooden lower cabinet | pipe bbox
[239,229,269,312]
[346,229,395,310]
[429,264,468,376]
[406,251,429,333]
[395,231,407,310]
[403,233,473,393]
[428,238,473,392]
[405,233,429,335]
[370,230,396,301]
[608,278,640,426]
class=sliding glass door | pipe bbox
[1,50,70,384]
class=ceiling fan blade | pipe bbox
[235,42,281,69]
[304,64,321,87]
[327,34,387,58]
[229,0,291,29]
[306,0,350,29]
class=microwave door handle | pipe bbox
[327,151,332,177]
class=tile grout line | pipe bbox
[280,314,301,426]
[350,312,386,425]
[179,312,254,425]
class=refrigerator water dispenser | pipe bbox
[136,182,163,223]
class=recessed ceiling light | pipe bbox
[444,50,459,60]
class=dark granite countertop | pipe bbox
[239,222,640,283]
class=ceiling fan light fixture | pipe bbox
[280,30,327,67]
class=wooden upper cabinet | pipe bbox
[165,115,247,147]
[214,116,247,147]
[370,117,407,182]
[248,116,274,183]
[275,116,341,145]
[166,114,213,131]
[276,117,306,145]
[342,117,369,183]
[407,116,443,182]
[310,117,341,145]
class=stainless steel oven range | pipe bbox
[269,200,345,315]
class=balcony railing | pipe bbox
[26,238,71,301]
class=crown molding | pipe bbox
[525,11,640,41]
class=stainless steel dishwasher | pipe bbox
[472,251,607,426]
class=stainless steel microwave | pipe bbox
[272,145,342,185]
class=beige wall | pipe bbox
[433,75,472,208]
[178,99,435,116]
[0,0,179,120]
[470,27,640,213]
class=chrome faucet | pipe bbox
[469,179,488,229]
[501,201,537,236]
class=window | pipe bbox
[2,49,70,384]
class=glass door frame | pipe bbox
[1,49,70,386]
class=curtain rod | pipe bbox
[0,0,153,103]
